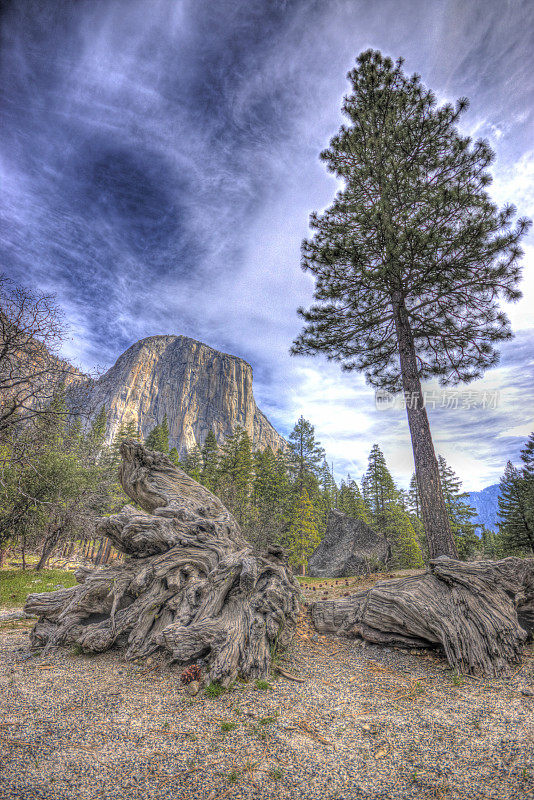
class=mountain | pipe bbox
[465,484,501,532]
[79,335,286,456]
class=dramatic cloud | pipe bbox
[1,0,533,490]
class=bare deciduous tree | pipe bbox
[0,274,84,437]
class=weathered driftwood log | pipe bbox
[311,556,534,676]
[25,441,300,685]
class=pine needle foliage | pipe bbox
[285,488,321,574]
[291,49,530,558]
[498,435,534,554]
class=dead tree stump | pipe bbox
[311,556,534,676]
[24,441,300,685]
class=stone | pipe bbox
[72,335,286,456]
[185,680,200,696]
[308,510,390,578]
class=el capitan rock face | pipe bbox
[81,335,285,455]
[308,509,390,578]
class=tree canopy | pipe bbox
[291,49,530,559]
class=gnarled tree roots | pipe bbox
[311,556,534,676]
[25,442,300,686]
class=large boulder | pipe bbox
[308,509,390,578]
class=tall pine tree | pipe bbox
[285,488,321,575]
[291,49,530,559]
[361,444,398,523]
[288,416,325,493]
[201,430,219,491]
[145,415,170,454]
[338,476,370,523]
[498,460,534,554]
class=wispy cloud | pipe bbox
[1,0,532,491]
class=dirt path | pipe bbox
[1,606,533,800]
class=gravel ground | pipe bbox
[1,593,533,800]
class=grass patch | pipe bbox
[0,569,76,608]
[227,769,239,784]
[220,721,237,732]
[270,768,283,780]
[205,681,226,698]
[450,670,466,687]
[0,619,34,630]
[253,679,272,691]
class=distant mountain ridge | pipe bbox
[76,335,286,456]
[465,484,501,532]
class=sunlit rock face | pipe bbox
[82,335,285,455]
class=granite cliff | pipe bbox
[80,335,285,456]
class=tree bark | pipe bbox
[311,556,534,676]
[25,442,300,686]
[93,538,104,565]
[0,544,9,568]
[391,292,457,558]
[36,526,63,570]
[99,538,112,565]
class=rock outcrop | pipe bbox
[78,335,285,455]
[308,510,390,578]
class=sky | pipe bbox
[1,0,533,490]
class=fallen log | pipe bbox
[311,556,534,676]
[25,441,300,686]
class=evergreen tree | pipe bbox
[519,432,534,533]
[498,460,534,554]
[479,525,504,559]
[183,445,203,483]
[291,49,530,560]
[110,420,140,467]
[437,455,479,559]
[288,416,326,492]
[382,505,424,569]
[251,447,291,548]
[319,459,337,510]
[201,430,220,491]
[145,415,170,454]
[89,407,108,449]
[169,447,181,466]
[521,432,534,475]
[338,476,370,523]
[217,429,254,527]
[361,444,398,522]
[285,488,321,575]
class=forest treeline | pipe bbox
[2,394,532,572]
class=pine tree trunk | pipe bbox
[391,293,457,559]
